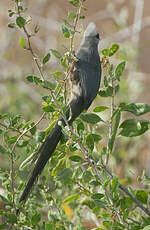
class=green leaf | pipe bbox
[99,86,113,97]
[52,71,63,79]
[91,193,104,200]
[50,49,62,59]
[63,19,73,28]
[111,176,118,192]
[104,76,108,87]
[51,158,66,176]
[115,61,126,81]
[120,119,149,137]
[31,213,41,225]
[120,103,150,116]
[109,44,119,56]
[57,168,73,183]
[30,124,37,135]
[102,44,119,57]
[42,95,52,104]
[45,223,55,230]
[8,135,18,144]
[143,226,150,230]
[43,105,55,112]
[17,140,29,148]
[85,133,102,150]
[108,110,120,152]
[86,134,94,151]
[19,152,35,171]
[0,145,8,154]
[68,11,76,19]
[93,199,106,208]
[69,0,79,7]
[92,134,102,142]
[103,221,113,229]
[8,213,17,224]
[11,114,21,126]
[8,23,16,28]
[8,10,15,17]
[20,37,26,49]
[43,53,51,64]
[26,75,43,85]
[63,193,80,203]
[0,194,9,203]
[69,155,83,162]
[135,190,148,204]
[61,56,68,68]
[75,119,84,135]
[83,170,92,183]
[82,200,95,209]
[79,15,85,19]
[16,16,26,28]
[69,143,78,152]
[0,224,7,230]
[34,25,39,34]
[102,48,109,56]
[0,113,9,119]
[93,106,109,112]
[80,113,103,124]
[62,25,70,38]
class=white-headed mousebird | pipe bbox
[19,22,101,205]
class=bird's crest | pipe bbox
[84,22,98,37]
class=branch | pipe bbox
[105,65,115,165]
[103,165,150,216]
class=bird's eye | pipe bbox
[96,33,99,39]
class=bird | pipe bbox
[19,22,101,204]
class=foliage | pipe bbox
[0,0,150,229]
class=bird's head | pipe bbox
[84,22,100,45]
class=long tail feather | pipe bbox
[19,122,62,203]
[19,97,85,204]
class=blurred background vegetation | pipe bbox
[1,0,150,228]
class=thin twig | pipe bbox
[76,181,92,195]
[11,112,45,154]
[0,122,32,138]
[127,217,141,225]
[70,1,82,52]
[16,2,45,82]
[105,68,115,165]
[9,148,16,213]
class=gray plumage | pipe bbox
[19,22,101,205]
